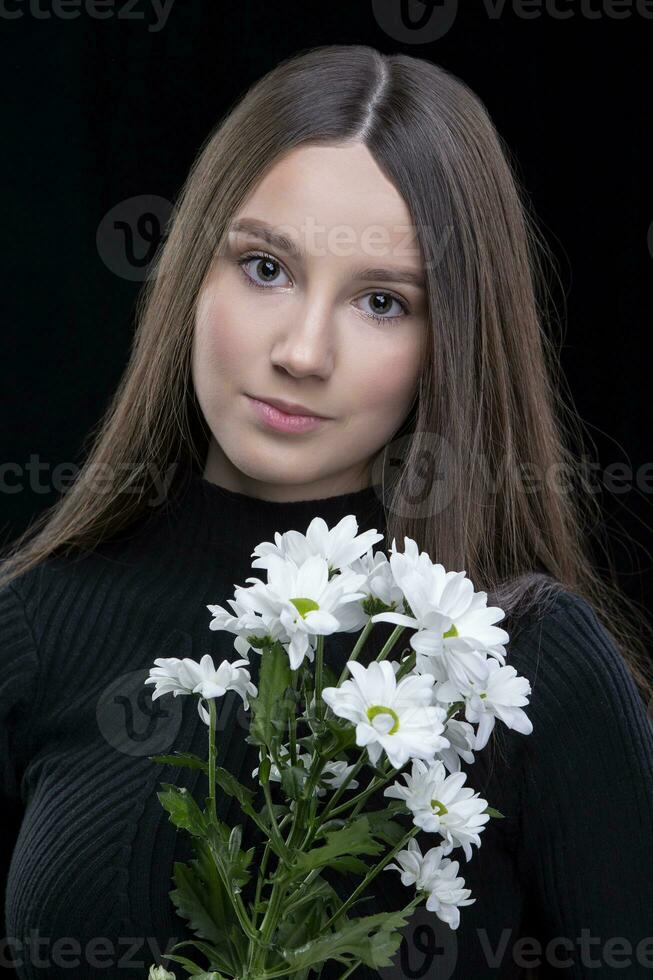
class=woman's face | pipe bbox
[191,141,428,501]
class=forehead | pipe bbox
[230,142,423,266]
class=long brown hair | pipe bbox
[2,44,652,710]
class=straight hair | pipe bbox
[2,45,651,724]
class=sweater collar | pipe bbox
[161,469,390,576]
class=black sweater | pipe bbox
[1,471,652,979]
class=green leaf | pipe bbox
[327,855,371,875]
[356,805,408,845]
[205,821,255,892]
[321,716,357,754]
[485,806,505,819]
[214,766,256,811]
[167,835,245,975]
[162,950,213,974]
[291,816,384,873]
[282,876,340,918]
[280,764,308,801]
[165,958,231,980]
[280,901,422,971]
[249,643,292,748]
[149,751,209,774]
[271,897,329,972]
[228,824,243,861]
[157,784,207,837]
[168,939,241,977]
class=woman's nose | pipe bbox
[269,302,336,379]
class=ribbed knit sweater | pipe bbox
[1,470,652,979]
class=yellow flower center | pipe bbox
[443,624,459,639]
[290,597,319,618]
[367,704,400,735]
[430,799,448,815]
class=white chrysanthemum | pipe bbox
[370,539,510,689]
[144,654,257,726]
[384,758,490,861]
[243,555,367,669]
[320,758,361,792]
[385,837,475,930]
[148,967,176,980]
[207,554,367,669]
[438,717,476,773]
[322,660,450,769]
[143,656,190,699]
[250,514,384,576]
[412,640,490,693]
[252,747,359,797]
[388,536,435,576]
[436,658,533,751]
[252,747,311,784]
[327,547,406,634]
[206,591,286,659]
[182,654,257,723]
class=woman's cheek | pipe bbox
[358,342,421,416]
[196,301,252,375]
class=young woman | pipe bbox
[1,45,652,980]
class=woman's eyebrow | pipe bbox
[228,217,425,289]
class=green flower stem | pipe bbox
[336,619,375,685]
[246,809,291,977]
[249,863,289,976]
[259,875,286,942]
[446,700,465,721]
[375,624,406,661]
[202,699,263,953]
[395,649,416,680]
[208,698,217,825]
[283,866,320,911]
[205,836,259,945]
[299,757,399,857]
[314,635,325,722]
[321,825,421,933]
[288,670,300,765]
[337,763,401,821]
[336,963,361,980]
[251,813,293,929]
[250,898,424,980]
[285,737,333,851]
[261,763,290,859]
[303,753,368,836]
[286,783,314,851]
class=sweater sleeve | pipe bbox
[0,582,40,800]
[0,581,40,977]
[513,593,653,975]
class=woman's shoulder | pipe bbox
[502,584,653,775]
[1,505,167,603]
[505,584,634,690]
[500,589,653,936]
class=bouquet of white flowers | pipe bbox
[143,515,533,980]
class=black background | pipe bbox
[1,0,652,609]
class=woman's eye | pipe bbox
[356,291,409,324]
[237,252,409,325]
[238,252,291,288]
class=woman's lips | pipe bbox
[245,395,329,434]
